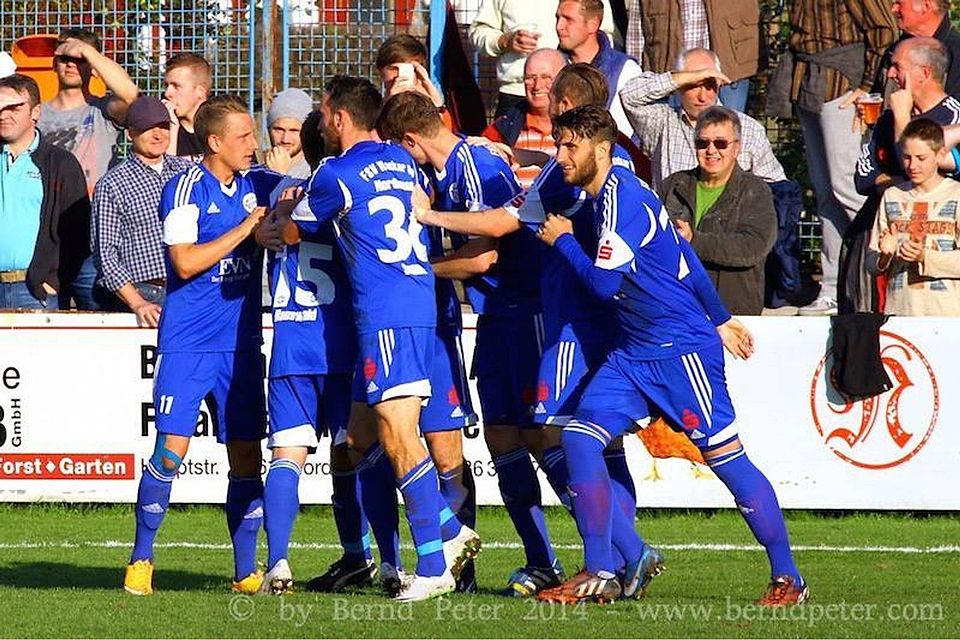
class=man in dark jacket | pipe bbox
[0,74,89,310]
[660,106,776,315]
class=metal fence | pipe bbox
[0,0,257,106]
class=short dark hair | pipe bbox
[377,91,442,142]
[301,109,325,168]
[58,27,101,52]
[552,104,618,151]
[194,94,249,153]
[694,105,742,141]
[900,117,945,151]
[0,74,41,107]
[562,0,604,21]
[324,75,382,132]
[375,34,428,70]
[165,52,213,89]
[550,63,608,108]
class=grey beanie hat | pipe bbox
[267,88,313,126]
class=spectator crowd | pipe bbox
[3,0,960,319]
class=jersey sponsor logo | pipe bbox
[810,330,939,470]
[598,241,614,261]
[215,255,253,282]
[0,453,135,480]
[207,202,221,214]
[242,192,257,213]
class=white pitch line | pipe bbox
[0,540,958,554]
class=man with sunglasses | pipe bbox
[619,47,785,192]
[37,28,138,310]
[660,106,777,315]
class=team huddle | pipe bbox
[122,65,809,606]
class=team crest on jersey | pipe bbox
[447,386,461,406]
[363,357,377,381]
[681,408,701,430]
[242,192,257,213]
[537,380,549,402]
[448,183,460,204]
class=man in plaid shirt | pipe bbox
[619,47,786,192]
[91,96,192,326]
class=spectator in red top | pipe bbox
[482,48,567,186]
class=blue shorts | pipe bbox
[351,327,433,406]
[533,327,609,427]
[153,350,266,444]
[421,328,477,433]
[574,342,738,450]
[267,373,352,449]
[472,313,544,427]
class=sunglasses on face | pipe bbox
[55,55,85,65]
[694,137,736,150]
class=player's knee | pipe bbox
[561,420,610,457]
[701,435,744,466]
[150,435,184,477]
[484,425,523,456]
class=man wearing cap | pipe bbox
[90,96,192,325]
[265,88,314,179]
[0,74,88,311]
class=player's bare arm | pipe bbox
[413,183,521,238]
[430,237,499,280]
[168,206,266,279]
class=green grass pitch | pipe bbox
[0,504,957,638]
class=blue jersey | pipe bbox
[427,139,525,326]
[512,145,637,342]
[592,165,721,359]
[431,140,533,317]
[157,162,266,353]
[291,140,436,334]
[268,176,356,378]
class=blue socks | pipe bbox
[131,460,175,563]
[226,473,264,581]
[604,447,637,525]
[492,447,556,569]
[357,444,402,569]
[331,460,372,562]
[541,444,573,511]
[708,447,801,583]
[397,456,446,577]
[438,462,475,529]
[563,421,644,576]
[263,458,302,570]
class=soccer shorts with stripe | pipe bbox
[471,312,545,427]
[267,373,352,449]
[533,325,610,427]
[421,326,477,433]
[351,327,433,405]
[153,350,266,443]
[573,341,738,449]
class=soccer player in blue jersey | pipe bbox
[252,110,375,594]
[378,90,542,592]
[124,95,272,596]
[413,64,648,597]
[270,76,473,602]
[534,105,807,606]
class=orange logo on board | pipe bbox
[810,331,938,469]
